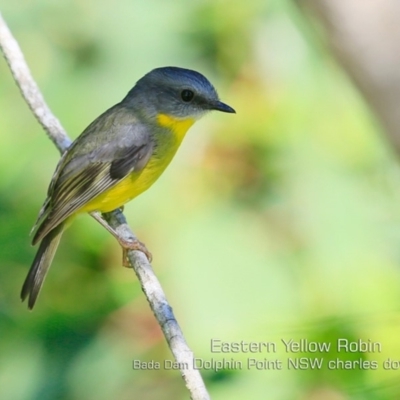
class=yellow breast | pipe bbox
[80,114,195,213]
[156,113,195,142]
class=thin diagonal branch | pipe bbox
[0,12,210,400]
[0,15,70,153]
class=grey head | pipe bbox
[122,66,235,120]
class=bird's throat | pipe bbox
[156,113,195,143]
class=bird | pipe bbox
[21,66,235,309]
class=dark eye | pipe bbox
[181,90,194,102]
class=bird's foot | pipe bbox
[119,237,153,267]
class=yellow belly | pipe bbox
[81,158,169,212]
[79,114,195,213]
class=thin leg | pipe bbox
[90,211,152,266]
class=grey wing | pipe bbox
[32,116,153,245]
[31,149,70,234]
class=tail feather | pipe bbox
[21,223,65,309]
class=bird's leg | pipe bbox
[90,211,152,266]
[119,236,153,267]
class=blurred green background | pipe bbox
[2,0,400,399]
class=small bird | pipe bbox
[21,66,235,309]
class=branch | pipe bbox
[0,12,210,400]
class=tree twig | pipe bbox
[0,11,210,400]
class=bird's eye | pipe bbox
[181,90,194,102]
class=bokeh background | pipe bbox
[2,0,400,399]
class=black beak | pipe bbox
[211,100,236,114]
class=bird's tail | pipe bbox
[21,222,65,309]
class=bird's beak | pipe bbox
[211,100,236,114]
